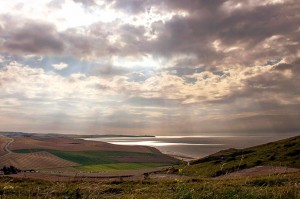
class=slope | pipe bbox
[175,135,300,177]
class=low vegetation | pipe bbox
[0,173,299,198]
[77,163,172,172]
[173,135,300,177]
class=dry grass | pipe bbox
[220,166,300,178]
[0,172,299,198]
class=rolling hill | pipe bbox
[0,135,299,198]
[0,137,180,172]
[174,135,300,177]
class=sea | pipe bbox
[84,134,299,159]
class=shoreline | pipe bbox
[165,153,197,162]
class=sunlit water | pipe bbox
[84,134,298,159]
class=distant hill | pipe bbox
[0,131,155,138]
[175,135,300,177]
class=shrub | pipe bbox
[254,160,263,166]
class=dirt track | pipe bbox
[0,137,14,156]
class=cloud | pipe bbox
[0,16,64,55]
[52,62,68,70]
[47,0,66,9]
[1,59,300,134]
[111,0,152,14]
[1,0,299,66]
[73,0,97,6]
[0,0,300,135]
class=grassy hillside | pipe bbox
[174,135,300,177]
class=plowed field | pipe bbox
[0,151,78,170]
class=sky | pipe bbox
[0,0,299,136]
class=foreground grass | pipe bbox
[77,162,172,172]
[0,173,299,198]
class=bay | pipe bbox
[84,134,298,159]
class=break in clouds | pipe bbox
[0,0,299,135]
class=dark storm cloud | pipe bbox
[0,16,121,59]
[0,17,64,55]
[61,29,109,58]
[154,2,298,65]
[274,59,300,75]
[105,0,300,68]
[2,0,299,65]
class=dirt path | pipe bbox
[4,137,14,154]
[0,136,14,157]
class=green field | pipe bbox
[173,135,300,177]
[13,149,178,172]
[77,162,172,172]
[14,149,161,165]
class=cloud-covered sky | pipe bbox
[0,0,299,135]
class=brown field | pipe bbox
[10,137,161,154]
[0,151,78,170]
[0,139,7,155]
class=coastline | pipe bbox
[164,153,197,162]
